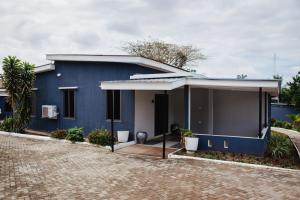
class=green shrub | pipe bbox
[65,127,84,143]
[283,122,293,129]
[274,120,284,128]
[271,118,276,126]
[50,129,67,139]
[0,117,15,132]
[267,132,293,159]
[88,129,111,146]
[181,128,193,137]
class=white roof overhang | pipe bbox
[46,54,186,73]
[34,63,55,74]
[100,77,280,96]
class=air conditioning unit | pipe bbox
[42,105,58,119]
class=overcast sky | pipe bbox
[0,0,299,84]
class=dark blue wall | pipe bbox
[29,61,162,137]
[196,134,267,156]
[271,103,298,122]
[0,96,12,120]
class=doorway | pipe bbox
[155,94,169,136]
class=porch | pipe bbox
[100,75,279,158]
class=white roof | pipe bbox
[39,54,187,74]
[100,77,280,96]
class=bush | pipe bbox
[50,129,67,139]
[65,127,84,143]
[274,120,284,128]
[283,122,293,129]
[88,129,111,146]
[271,118,277,126]
[0,117,15,132]
[267,132,293,159]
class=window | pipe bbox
[64,90,75,118]
[224,140,229,149]
[31,92,37,116]
[208,139,212,147]
[106,90,121,120]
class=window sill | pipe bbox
[64,117,76,120]
[106,119,122,123]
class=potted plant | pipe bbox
[182,129,199,153]
[117,130,129,143]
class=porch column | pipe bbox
[258,87,262,138]
[162,90,167,159]
[264,92,267,127]
[184,85,190,129]
[110,90,114,152]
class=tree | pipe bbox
[123,40,206,69]
[278,71,300,110]
[237,74,247,79]
[1,56,35,132]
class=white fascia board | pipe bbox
[100,80,185,91]
[46,54,185,73]
[186,78,280,95]
[130,72,192,80]
[187,78,279,88]
[34,64,55,73]
[58,86,78,90]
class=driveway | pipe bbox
[0,135,300,200]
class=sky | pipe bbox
[0,0,299,85]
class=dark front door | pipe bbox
[155,94,169,136]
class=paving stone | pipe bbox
[0,135,300,199]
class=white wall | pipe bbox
[134,90,163,139]
[169,88,184,128]
[213,90,263,137]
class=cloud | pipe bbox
[0,0,299,83]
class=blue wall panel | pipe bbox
[29,61,162,138]
[271,103,298,122]
[196,134,267,156]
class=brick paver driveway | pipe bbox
[1,135,300,200]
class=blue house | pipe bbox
[29,54,280,156]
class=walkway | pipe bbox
[272,127,300,157]
[1,134,300,199]
[117,144,176,158]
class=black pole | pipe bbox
[162,90,167,159]
[264,92,267,127]
[258,87,262,138]
[111,90,114,152]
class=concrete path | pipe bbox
[1,134,300,199]
[272,127,300,157]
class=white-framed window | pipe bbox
[224,140,229,149]
[208,139,212,147]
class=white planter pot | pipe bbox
[185,137,199,152]
[117,131,129,143]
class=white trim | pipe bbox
[34,63,55,73]
[0,89,8,97]
[46,54,185,73]
[130,72,192,80]
[100,77,279,95]
[31,88,38,91]
[195,126,269,140]
[187,78,279,95]
[168,149,300,173]
[58,86,78,90]
[100,79,186,91]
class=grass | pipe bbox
[176,131,300,169]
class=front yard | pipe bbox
[1,134,300,199]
